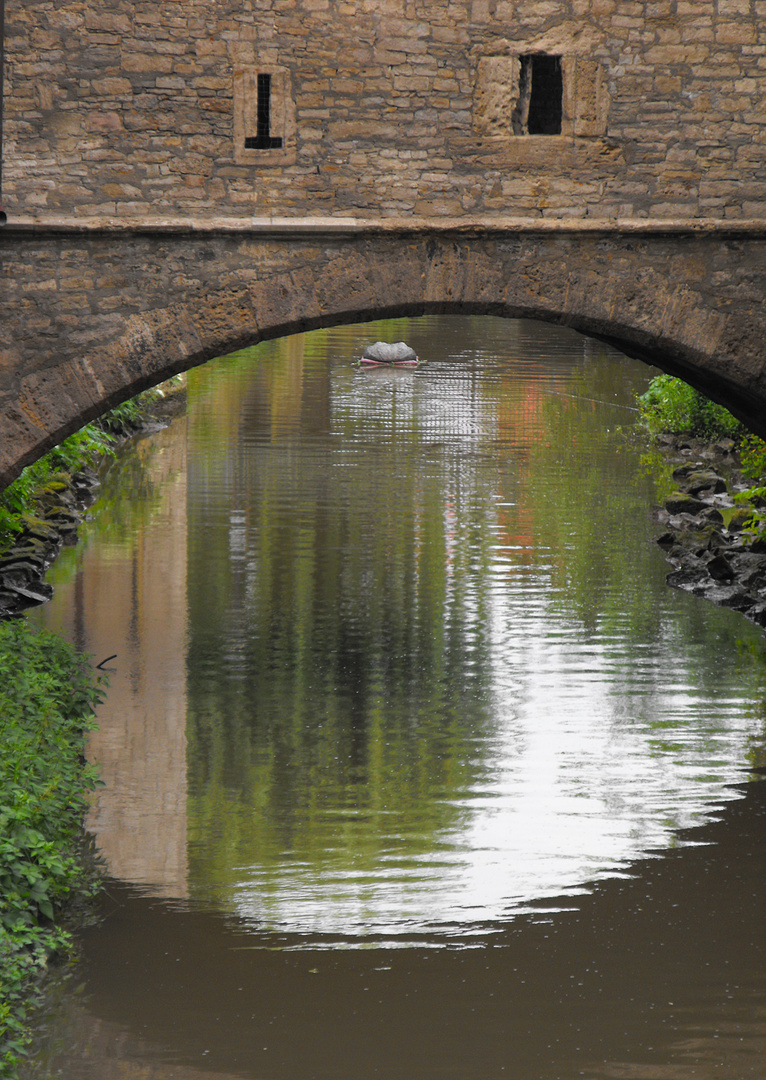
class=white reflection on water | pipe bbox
[228,631,755,941]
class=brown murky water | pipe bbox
[29,316,766,1079]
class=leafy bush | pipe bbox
[731,434,766,543]
[740,433,766,484]
[97,397,145,435]
[0,623,104,1076]
[637,374,746,440]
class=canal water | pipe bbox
[28,316,766,1079]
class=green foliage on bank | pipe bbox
[0,398,155,555]
[0,622,104,1077]
[637,373,747,440]
[735,434,766,541]
[638,373,766,542]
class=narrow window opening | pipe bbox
[245,73,283,150]
[513,54,563,136]
[527,55,562,134]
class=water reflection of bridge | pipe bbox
[35,422,190,898]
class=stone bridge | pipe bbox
[2,217,766,489]
[4,2,766,486]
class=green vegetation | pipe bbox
[740,434,766,484]
[638,373,766,542]
[0,397,160,556]
[637,373,747,440]
[0,622,104,1078]
[735,434,766,541]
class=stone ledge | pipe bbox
[4,215,766,239]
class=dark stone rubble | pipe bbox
[0,470,100,619]
[653,436,766,629]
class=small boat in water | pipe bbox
[359,341,419,367]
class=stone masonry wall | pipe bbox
[3,0,766,221]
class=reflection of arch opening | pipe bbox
[3,227,766,488]
[32,314,766,936]
[23,314,766,1079]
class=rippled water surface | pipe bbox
[29,316,766,1079]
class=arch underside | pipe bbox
[2,228,766,488]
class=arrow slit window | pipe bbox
[234,65,296,165]
[245,74,284,150]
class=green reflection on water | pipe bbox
[175,317,766,920]
[185,327,499,897]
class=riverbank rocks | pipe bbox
[0,469,100,619]
[653,437,766,628]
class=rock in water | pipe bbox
[362,341,418,363]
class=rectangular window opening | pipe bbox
[513,54,563,136]
[244,73,284,150]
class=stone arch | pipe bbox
[2,225,766,488]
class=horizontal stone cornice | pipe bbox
[5,215,766,239]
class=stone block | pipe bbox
[84,13,132,34]
[715,21,757,44]
[121,53,175,74]
[92,77,133,96]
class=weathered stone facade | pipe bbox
[3,2,766,490]
[4,0,766,221]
